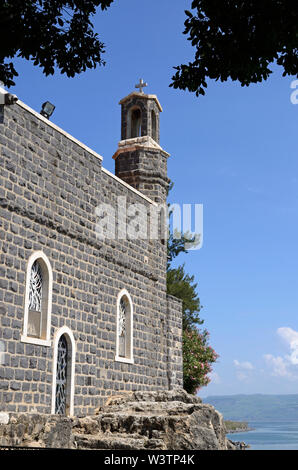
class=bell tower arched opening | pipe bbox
[129,107,142,138]
[151,110,157,142]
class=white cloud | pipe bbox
[264,354,291,378]
[233,359,254,381]
[233,360,254,370]
[264,327,298,379]
[277,327,298,365]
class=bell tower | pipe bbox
[113,80,170,204]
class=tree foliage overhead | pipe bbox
[170,0,298,96]
[0,0,114,87]
[1,1,297,94]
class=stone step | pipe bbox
[102,390,202,406]
[100,401,204,415]
[73,413,177,436]
[73,433,165,450]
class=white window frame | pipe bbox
[115,289,134,364]
[51,326,76,416]
[21,250,52,347]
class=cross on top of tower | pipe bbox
[135,78,148,94]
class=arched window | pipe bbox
[151,110,157,141]
[130,107,141,138]
[115,289,134,364]
[21,251,52,346]
[51,326,76,416]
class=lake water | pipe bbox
[227,421,298,450]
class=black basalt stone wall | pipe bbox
[0,100,182,416]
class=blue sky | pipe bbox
[9,0,298,397]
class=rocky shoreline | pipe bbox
[224,420,253,434]
[224,420,252,449]
[229,440,250,450]
[226,427,253,434]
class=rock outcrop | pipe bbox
[0,389,236,450]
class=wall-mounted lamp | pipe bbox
[40,101,55,119]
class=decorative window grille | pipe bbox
[55,335,68,415]
[22,251,52,345]
[118,298,127,357]
[116,290,133,363]
[29,261,43,311]
[27,261,43,337]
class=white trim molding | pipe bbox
[115,288,134,364]
[51,326,76,416]
[21,250,53,346]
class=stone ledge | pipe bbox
[113,135,170,160]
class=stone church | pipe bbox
[0,81,183,417]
